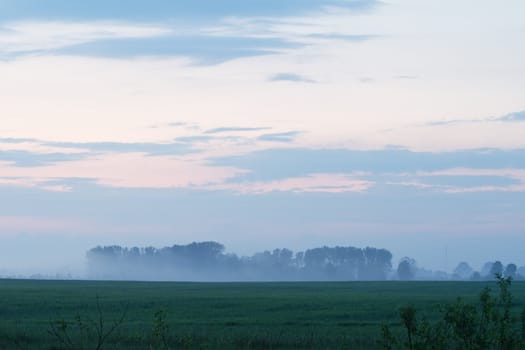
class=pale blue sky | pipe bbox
[0,0,524,275]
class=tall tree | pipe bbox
[453,262,473,280]
[397,257,416,281]
[504,263,517,279]
[490,261,504,277]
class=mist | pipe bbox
[85,242,393,282]
[2,233,525,282]
[74,241,525,282]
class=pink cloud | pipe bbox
[0,153,246,190]
[0,141,87,154]
[0,154,373,194]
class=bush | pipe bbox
[379,274,525,350]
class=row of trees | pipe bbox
[453,260,525,281]
[396,258,525,281]
[87,242,524,282]
[86,241,393,281]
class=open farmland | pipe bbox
[1,280,525,349]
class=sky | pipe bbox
[1,0,524,276]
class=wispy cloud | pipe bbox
[417,168,525,179]
[394,75,419,80]
[0,177,72,192]
[210,173,373,194]
[306,33,376,41]
[44,141,196,156]
[0,153,246,191]
[174,136,214,144]
[205,127,271,134]
[0,0,378,64]
[392,168,525,193]
[0,139,87,154]
[498,111,525,122]
[258,131,302,142]
[0,21,171,55]
[424,110,525,127]
[269,73,315,83]
[0,150,89,167]
[205,4,379,43]
[386,181,437,190]
[210,148,525,180]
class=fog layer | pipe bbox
[86,241,392,281]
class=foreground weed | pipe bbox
[48,296,128,350]
[152,309,170,349]
[379,274,525,350]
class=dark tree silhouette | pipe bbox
[453,262,473,280]
[490,261,504,277]
[397,257,415,281]
[504,263,517,279]
[470,271,482,281]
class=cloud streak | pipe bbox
[4,139,525,195]
[0,0,378,63]
[424,110,525,127]
[391,168,525,194]
[269,73,315,83]
[0,153,246,191]
[210,173,373,194]
[257,131,302,143]
[205,127,272,134]
[0,21,171,55]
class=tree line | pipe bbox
[86,241,393,281]
[86,241,524,282]
[396,258,525,281]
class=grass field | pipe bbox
[1,279,524,349]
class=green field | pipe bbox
[1,279,524,349]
